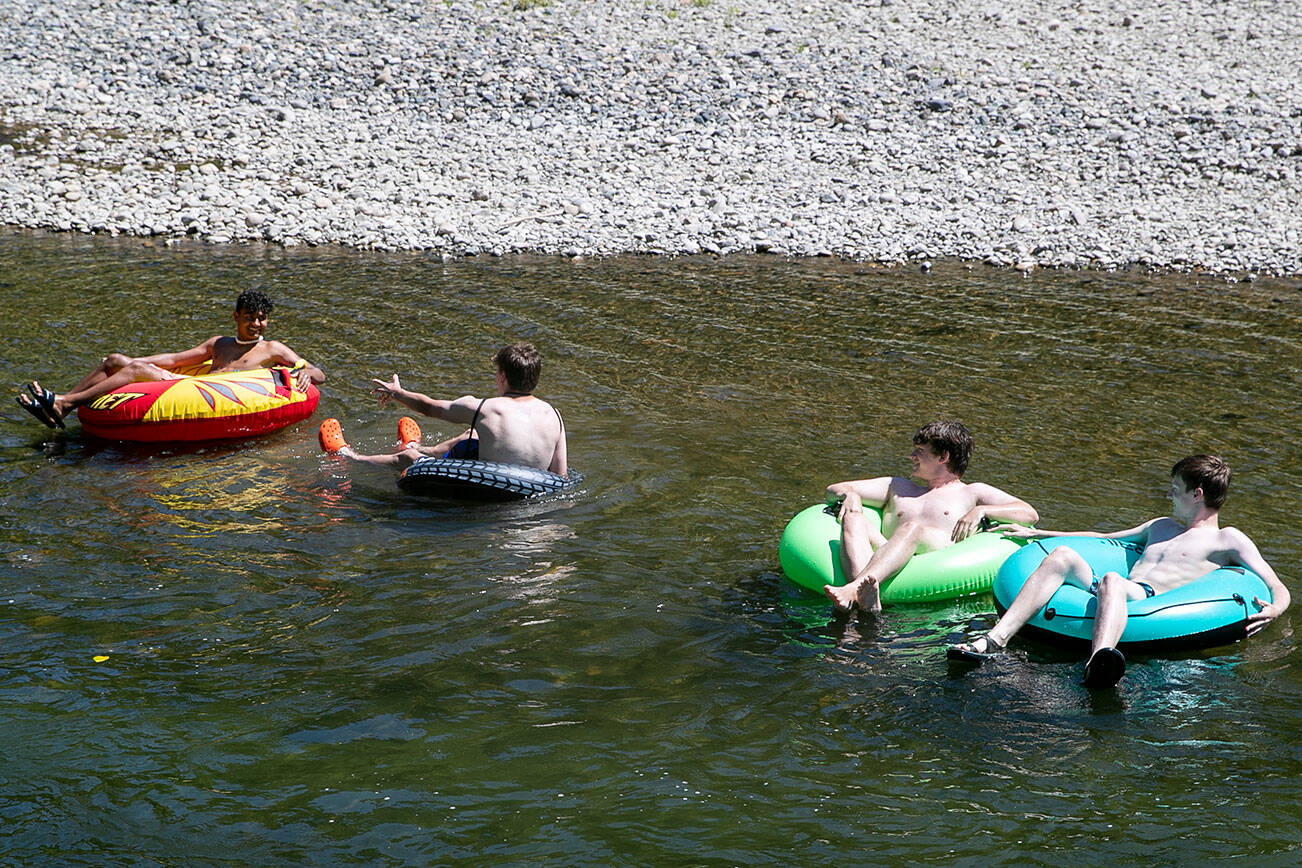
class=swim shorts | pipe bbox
[1089,576,1156,598]
[444,438,480,460]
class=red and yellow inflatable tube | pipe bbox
[77,366,319,442]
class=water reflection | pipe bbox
[144,460,294,535]
[310,465,358,522]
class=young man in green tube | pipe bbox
[948,454,1289,688]
[823,420,1040,613]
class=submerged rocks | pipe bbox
[0,0,1298,274]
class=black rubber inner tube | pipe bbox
[397,457,582,502]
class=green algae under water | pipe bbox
[1,230,1300,866]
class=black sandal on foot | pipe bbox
[946,634,1007,662]
[1082,647,1126,688]
[16,394,57,429]
[26,382,65,429]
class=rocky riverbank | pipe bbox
[1,0,1299,274]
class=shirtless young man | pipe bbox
[823,421,1039,614]
[319,342,568,476]
[947,455,1290,687]
[14,290,325,429]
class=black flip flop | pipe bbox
[15,394,57,429]
[1082,647,1126,688]
[946,635,1006,662]
[26,382,65,429]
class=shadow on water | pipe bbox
[1,230,1301,865]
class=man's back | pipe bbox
[476,396,566,474]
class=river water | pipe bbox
[2,230,1300,866]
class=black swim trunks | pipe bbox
[442,398,487,460]
[1089,576,1156,598]
[444,437,480,460]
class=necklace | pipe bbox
[503,390,531,398]
[233,335,263,346]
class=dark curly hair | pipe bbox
[236,290,273,316]
[913,420,973,476]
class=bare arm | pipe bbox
[134,336,221,370]
[371,375,478,424]
[951,483,1042,541]
[825,476,893,507]
[825,476,895,522]
[995,517,1163,542]
[549,420,568,477]
[265,341,325,385]
[1225,528,1291,635]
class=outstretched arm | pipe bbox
[1226,529,1291,635]
[995,517,1162,542]
[371,375,478,424]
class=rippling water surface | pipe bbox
[2,230,1300,866]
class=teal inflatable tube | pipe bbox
[778,503,1025,604]
[993,537,1271,652]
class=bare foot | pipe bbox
[857,576,883,612]
[824,577,881,613]
[824,581,860,613]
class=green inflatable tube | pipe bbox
[778,503,1026,604]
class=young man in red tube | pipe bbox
[15,289,323,429]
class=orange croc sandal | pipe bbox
[397,416,422,448]
[318,418,348,452]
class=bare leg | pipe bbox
[340,446,423,470]
[825,520,925,614]
[1091,572,1147,653]
[981,547,1094,648]
[836,511,886,582]
[431,429,473,455]
[827,509,878,613]
[43,359,174,419]
[64,353,135,395]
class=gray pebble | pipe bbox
[0,0,1295,274]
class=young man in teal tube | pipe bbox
[948,454,1289,687]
